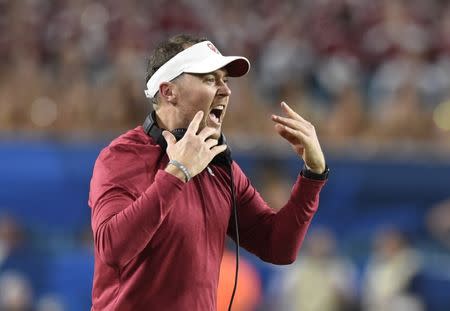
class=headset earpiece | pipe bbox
[143,111,231,166]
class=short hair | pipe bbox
[146,34,207,106]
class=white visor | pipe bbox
[145,41,250,98]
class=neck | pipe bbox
[154,108,185,131]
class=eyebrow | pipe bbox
[204,70,229,78]
[191,70,229,81]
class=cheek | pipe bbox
[188,89,215,109]
[178,91,211,123]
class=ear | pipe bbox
[159,82,178,104]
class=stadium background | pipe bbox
[0,0,450,310]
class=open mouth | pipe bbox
[208,105,225,125]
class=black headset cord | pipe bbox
[227,159,239,311]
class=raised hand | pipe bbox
[271,101,326,174]
[163,111,227,182]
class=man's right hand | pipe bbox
[163,111,227,182]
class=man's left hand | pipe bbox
[271,101,326,174]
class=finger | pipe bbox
[280,101,307,123]
[198,127,217,141]
[186,111,204,135]
[162,130,176,147]
[275,123,307,145]
[272,115,309,135]
[205,138,219,149]
[210,144,227,157]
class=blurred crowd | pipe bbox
[0,0,449,149]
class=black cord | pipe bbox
[227,162,239,311]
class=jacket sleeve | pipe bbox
[89,146,185,268]
[227,162,326,265]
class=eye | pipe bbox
[204,76,215,83]
[223,77,229,84]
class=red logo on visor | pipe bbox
[207,43,220,55]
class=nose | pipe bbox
[217,80,231,97]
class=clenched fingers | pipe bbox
[271,115,311,135]
[274,123,308,144]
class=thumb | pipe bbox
[162,130,176,146]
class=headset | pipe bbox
[143,111,232,167]
[143,111,240,311]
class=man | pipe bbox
[89,34,329,310]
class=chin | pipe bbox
[211,130,221,140]
[204,121,222,139]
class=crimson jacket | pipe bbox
[88,126,326,310]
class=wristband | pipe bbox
[168,160,192,182]
[301,164,329,180]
